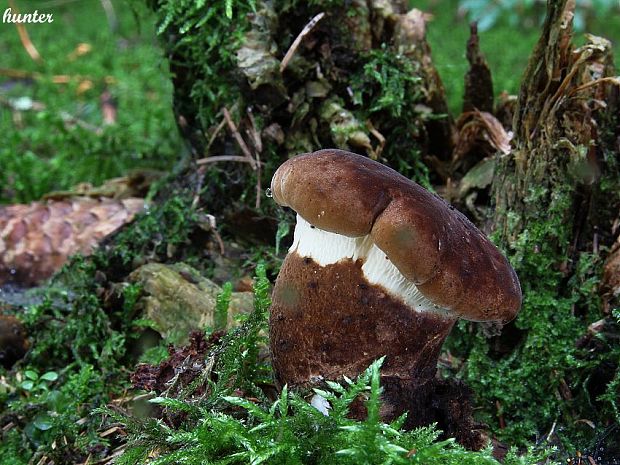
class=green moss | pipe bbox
[0,1,181,203]
[0,171,210,460]
[148,0,257,132]
[0,429,30,465]
[446,170,620,448]
[102,265,552,464]
[350,46,431,186]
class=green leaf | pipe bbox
[21,380,35,391]
[33,413,53,431]
[24,370,38,381]
[214,282,233,331]
[40,371,59,382]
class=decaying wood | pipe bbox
[492,0,620,253]
[453,110,511,169]
[127,262,253,345]
[163,0,455,180]
[463,22,494,113]
[392,8,455,160]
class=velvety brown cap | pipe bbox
[271,149,521,323]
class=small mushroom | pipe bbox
[269,149,521,420]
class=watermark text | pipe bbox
[3,8,54,24]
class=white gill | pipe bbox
[290,215,451,316]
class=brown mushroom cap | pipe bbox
[271,149,521,323]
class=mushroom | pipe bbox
[269,149,521,421]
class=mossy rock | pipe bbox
[129,263,253,345]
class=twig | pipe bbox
[92,445,126,464]
[567,76,620,97]
[9,0,43,63]
[0,68,34,79]
[191,165,207,209]
[280,12,325,72]
[255,149,262,209]
[245,109,263,154]
[246,109,263,209]
[0,68,115,85]
[99,0,118,32]
[196,155,255,165]
[222,108,257,170]
[205,214,226,256]
[366,120,386,160]
[545,420,557,442]
[205,114,227,153]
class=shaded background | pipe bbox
[2,0,619,204]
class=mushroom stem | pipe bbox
[270,218,457,419]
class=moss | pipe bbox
[445,162,620,448]
[147,0,257,141]
[148,0,441,215]
[0,429,30,465]
[0,169,212,460]
[350,46,431,186]
[0,1,181,204]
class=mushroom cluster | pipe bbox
[269,149,521,421]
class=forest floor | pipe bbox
[1,1,620,464]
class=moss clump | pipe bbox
[0,172,212,461]
[449,128,620,450]
[350,46,431,186]
[109,266,550,464]
[148,0,257,145]
[149,0,445,218]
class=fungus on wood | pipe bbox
[269,149,522,431]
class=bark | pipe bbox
[492,0,619,255]
[463,22,494,114]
